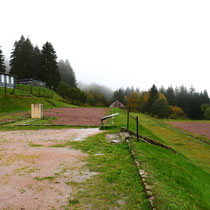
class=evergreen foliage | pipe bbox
[0,47,6,73]
[204,107,210,120]
[32,45,42,80]
[58,59,77,88]
[152,98,170,118]
[145,84,159,113]
[40,42,61,89]
[10,36,34,79]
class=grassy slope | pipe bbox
[15,84,63,101]
[110,108,210,209]
[0,95,75,114]
[0,86,75,114]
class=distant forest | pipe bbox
[0,35,210,120]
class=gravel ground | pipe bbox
[0,128,102,209]
[44,107,108,126]
[168,121,210,139]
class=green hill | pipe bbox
[0,85,75,114]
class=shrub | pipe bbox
[204,107,210,120]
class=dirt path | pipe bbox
[168,122,210,139]
[0,128,102,209]
[44,107,108,125]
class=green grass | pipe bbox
[15,84,63,101]
[108,108,210,209]
[130,140,210,209]
[62,132,151,209]
[0,87,30,96]
[0,95,75,114]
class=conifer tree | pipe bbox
[145,84,159,113]
[40,42,60,89]
[58,59,77,88]
[33,45,42,79]
[0,47,6,73]
[10,35,34,79]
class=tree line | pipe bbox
[0,35,87,105]
[1,37,210,118]
[113,85,210,120]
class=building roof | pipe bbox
[109,100,125,108]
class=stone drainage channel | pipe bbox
[107,132,156,210]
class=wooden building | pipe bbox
[109,100,125,109]
[17,79,46,87]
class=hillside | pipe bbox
[0,85,75,114]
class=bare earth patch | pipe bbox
[0,128,102,209]
[44,108,108,126]
[168,122,210,139]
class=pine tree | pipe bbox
[58,59,77,88]
[145,84,159,113]
[0,47,6,73]
[10,35,34,79]
[33,45,42,80]
[40,42,61,89]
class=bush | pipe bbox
[169,106,186,119]
[204,107,210,120]
[152,98,170,119]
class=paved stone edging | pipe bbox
[120,127,178,154]
[120,132,156,209]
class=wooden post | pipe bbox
[136,116,139,141]
[4,82,7,96]
[127,111,129,130]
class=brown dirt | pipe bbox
[168,122,210,139]
[44,107,108,126]
[0,128,102,209]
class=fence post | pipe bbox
[127,111,129,130]
[4,82,7,96]
[136,116,139,141]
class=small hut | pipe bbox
[109,100,125,109]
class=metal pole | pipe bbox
[136,116,139,141]
[127,111,129,130]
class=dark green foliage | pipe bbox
[58,59,77,88]
[161,86,210,119]
[10,35,34,79]
[40,42,61,89]
[164,86,175,105]
[152,98,170,118]
[145,84,159,113]
[56,81,87,105]
[204,107,210,120]
[0,48,6,73]
[32,46,42,80]
[201,103,210,113]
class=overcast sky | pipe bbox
[1,0,210,93]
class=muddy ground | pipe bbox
[44,108,108,126]
[0,128,102,209]
[168,122,210,139]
